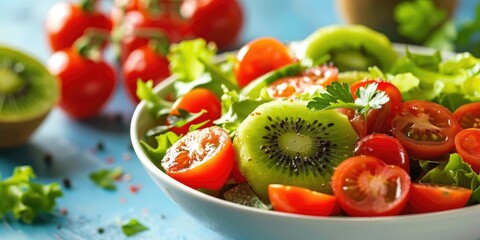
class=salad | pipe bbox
[137,25,480,217]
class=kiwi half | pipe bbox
[302,25,398,72]
[233,100,357,202]
[0,46,59,148]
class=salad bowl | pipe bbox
[130,44,480,240]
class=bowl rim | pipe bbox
[130,43,479,222]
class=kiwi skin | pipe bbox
[233,100,358,202]
[0,46,59,148]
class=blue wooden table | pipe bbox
[0,0,475,239]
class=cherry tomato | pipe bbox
[266,65,339,99]
[407,183,472,214]
[268,184,339,216]
[120,10,189,63]
[47,49,116,119]
[123,44,170,103]
[168,88,222,135]
[331,155,411,217]
[391,100,461,159]
[455,128,480,173]
[350,80,402,134]
[46,1,112,52]
[335,108,367,139]
[180,0,243,49]
[162,126,234,190]
[453,102,480,129]
[354,133,410,173]
[234,38,294,88]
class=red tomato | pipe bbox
[162,126,234,190]
[391,100,461,159]
[120,10,189,63]
[46,2,112,52]
[331,156,411,217]
[354,133,410,173]
[350,80,402,134]
[47,49,116,119]
[123,44,170,103]
[453,102,480,129]
[168,88,222,135]
[266,65,338,99]
[455,128,480,173]
[268,184,339,216]
[335,108,367,139]
[180,0,243,49]
[234,38,294,88]
[407,183,472,214]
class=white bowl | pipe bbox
[130,45,480,240]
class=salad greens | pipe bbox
[0,166,63,223]
[89,167,123,190]
[121,218,149,237]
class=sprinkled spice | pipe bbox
[119,197,128,204]
[60,208,68,216]
[123,152,132,161]
[97,227,105,234]
[122,174,132,182]
[43,153,53,168]
[57,223,63,229]
[114,113,123,123]
[129,185,140,194]
[96,141,105,151]
[62,178,72,189]
[105,157,114,164]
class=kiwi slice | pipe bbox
[233,100,357,201]
[302,25,398,72]
[0,46,59,148]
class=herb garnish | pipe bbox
[89,167,123,190]
[121,218,149,237]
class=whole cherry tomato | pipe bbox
[407,183,472,214]
[123,43,170,103]
[46,0,112,52]
[453,102,480,129]
[162,126,234,190]
[47,48,116,119]
[455,128,480,173]
[234,38,294,88]
[180,0,243,49]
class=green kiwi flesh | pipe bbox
[233,100,358,202]
[302,25,398,72]
[0,46,59,148]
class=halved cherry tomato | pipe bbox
[266,65,338,99]
[354,134,410,173]
[162,126,234,190]
[453,102,480,129]
[268,184,339,216]
[46,1,112,52]
[335,108,367,139]
[234,38,294,88]
[391,100,461,159]
[123,44,170,103]
[455,128,480,173]
[331,155,411,217]
[350,80,402,133]
[168,88,222,135]
[407,183,472,214]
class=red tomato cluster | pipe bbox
[45,0,243,119]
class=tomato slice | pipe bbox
[350,80,402,133]
[354,134,410,173]
[453,102,480,129]
[162,126,234,190]
[168,88,222,135]
[391,100,461,159]
[268,184,339,216]
[455,128,480,173]
[335,108,367,139]
[332,156,411,217]
[234,37,294,88]
[407,183,472,214]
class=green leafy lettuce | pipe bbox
[0,166,63,223]
[121,218,149,237]
[89,167,123,190]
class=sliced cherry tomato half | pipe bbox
[268,184,339,216]
[407,183,472,214]
[391,100,461,159]
[455,128,480,173]
[168,88,222,135]
[354,133,410,173]
[453,102,480,129]
[162,126,234,190]
[234,37,294,88]
[332,155,411,217]
[350,80,402,134]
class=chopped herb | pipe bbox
[89,167,123,190]
[121,218,149,237]
[306,82,389,119]
[0,166,63,223]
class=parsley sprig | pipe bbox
[306,82,390,119]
